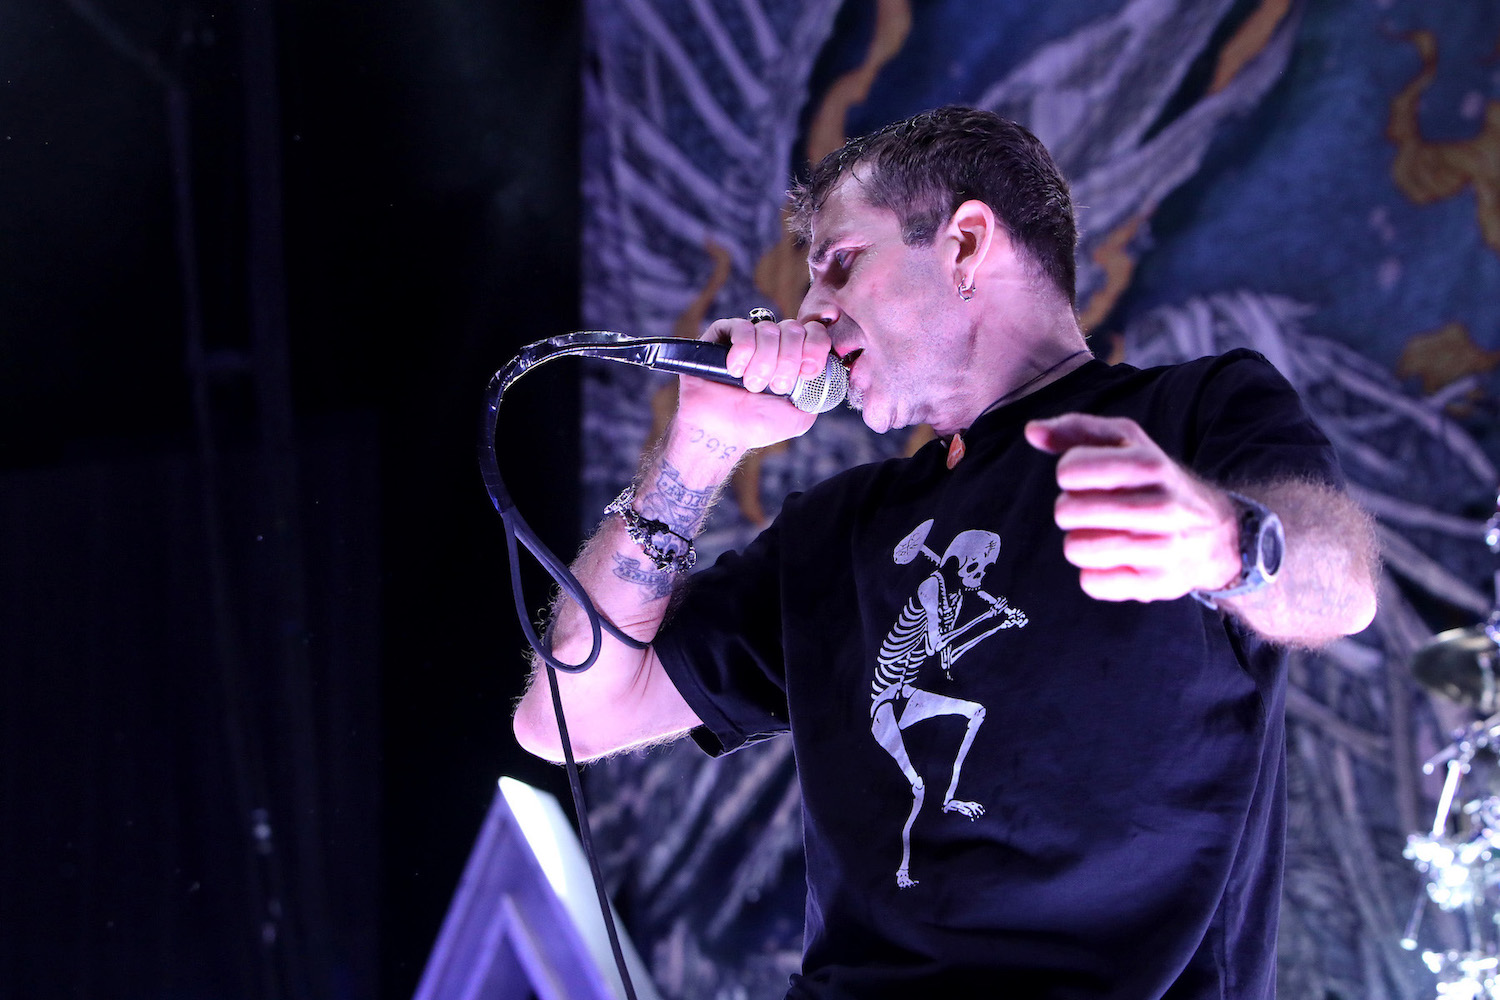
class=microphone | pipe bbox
[639,338,848,414]
[535,328,848,414]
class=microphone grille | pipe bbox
[791,355,850,414]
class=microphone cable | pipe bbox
[478,333,667,673]
[478,333,669,1000]
[478,325,841,998]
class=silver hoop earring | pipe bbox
[958,281,975,302]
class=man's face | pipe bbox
[798,174,970,434]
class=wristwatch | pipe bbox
[1191,492,1285,609]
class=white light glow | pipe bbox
[499,776,568,898]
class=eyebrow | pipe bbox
[808,236,837,269]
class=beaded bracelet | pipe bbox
[604,484,698,574]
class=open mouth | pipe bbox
[840,348,863,371]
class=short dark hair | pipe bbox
[788,107,1077,304]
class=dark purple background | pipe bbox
[1,1,582,996]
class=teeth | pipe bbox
[841,349,862,370]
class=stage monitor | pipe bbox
[413,777,661,1000]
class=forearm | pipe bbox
[512,415,741,760]
[550,416,739,648]
[1027,413,1380,644]
[514,314,830,760]
[1222,479,1379,646]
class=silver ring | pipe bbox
[748,307,778,324]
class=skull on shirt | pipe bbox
[941,529,1001,591]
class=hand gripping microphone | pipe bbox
[630,337,848,413]
[524,321,848,415]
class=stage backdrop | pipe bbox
[568,1,1500,997]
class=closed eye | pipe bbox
[808,242,861,286]
[825,247,860,287]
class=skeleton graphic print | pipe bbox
[870,519,1029,888]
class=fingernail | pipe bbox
[772,377,793,393]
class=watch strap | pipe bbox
[1191,491,1284,609]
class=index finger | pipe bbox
[700,317,762,378]
[706,317,832,388]
[794,319,831,378]
[1053,445,1170,491]
[1024,413,1141,455]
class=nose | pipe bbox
[797,281,840,328]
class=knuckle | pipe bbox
[1139,450,1170,475]
[725,320,757,346]
[724,342,753,375]
[1053,493,1071,523]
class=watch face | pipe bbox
[1258,516,1285,578]
[1194,494,1285,604]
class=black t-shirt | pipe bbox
[654,351,1342,999]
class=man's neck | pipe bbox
[930,306,1089,436]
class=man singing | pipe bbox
[514,106,1378,998]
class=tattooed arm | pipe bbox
[513,316,831,762]
[510,422,734,761]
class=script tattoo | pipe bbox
[637,459,715,537]
[611,553,675,601]
[686,425,738,462]
[608,458,719,598]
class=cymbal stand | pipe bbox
[1402,490,1500,998]
[1486,492,1500,646]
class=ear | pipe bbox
[945,199,1006,289]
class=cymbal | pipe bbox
[1413,625,1500,711]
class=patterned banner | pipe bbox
[576,2,1500,997]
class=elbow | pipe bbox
[512,693,566,764]
[1300,591,1376,647]
[1328,553,1380,639]
[1332,498,1381,637]
[510,644,677,764]
[1254,576,1378,648]
[511,681,627,764]
[1347,581,1378,637]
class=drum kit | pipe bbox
[1402,491,1500,998]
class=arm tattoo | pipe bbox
[607,452,730,598]
[611,553,676,601]
[686,425,739,461]
[637,459,717,537]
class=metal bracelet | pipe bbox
[604,484,697,574]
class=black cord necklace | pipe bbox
[945,347,1091,469]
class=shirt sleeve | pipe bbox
[1177,349,1344,489]
[653,509,794,757]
